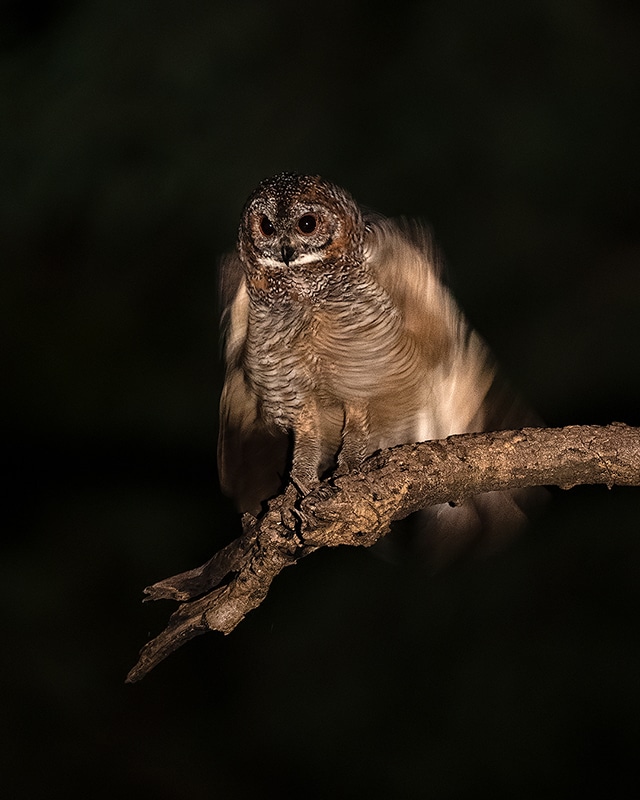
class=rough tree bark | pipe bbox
[126,423,640,683]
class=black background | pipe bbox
[3,1,640,797]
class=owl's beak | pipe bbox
[281,243,296,266]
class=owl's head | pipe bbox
[238,173,365,272]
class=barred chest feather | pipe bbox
[242,276,421,431]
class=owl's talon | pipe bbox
[284,482,303,502]
[290,477,311,498]
[279,480,322,530]
[311,483,338,503]
[290,505,313,527]
[301,481,340,514]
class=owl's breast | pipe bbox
[243,285,426,431]
[243,301,322,428]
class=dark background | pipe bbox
[3,1,640,797]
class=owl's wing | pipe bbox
[364,216,497,440]
[365,215,542,429]
[364,216,545,567]
[217,253,290,515]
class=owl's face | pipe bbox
[238,173,365,274]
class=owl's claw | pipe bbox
[298,481,343,525]
[306,483,338,504]
[289,504,313,529]
[277,483,304,530]
[279,480,320,531]
[278,479,341,531]
[290,476,312,499]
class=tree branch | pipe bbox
[126,423,640,683]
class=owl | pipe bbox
[218,173,539,564]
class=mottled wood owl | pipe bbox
[218,173,539,564]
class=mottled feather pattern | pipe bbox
[218,173,541,566]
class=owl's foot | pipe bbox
[279,479,322,531]
[305,482,338,504]
[277,478,340,531]
[297,481,344,528]
[276,482,305,531]
[290,476,314,499]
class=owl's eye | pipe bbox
[260,216,275,236]
[298,214,317,234]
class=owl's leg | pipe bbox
[290,401,323,496]
[338,401,370,472]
